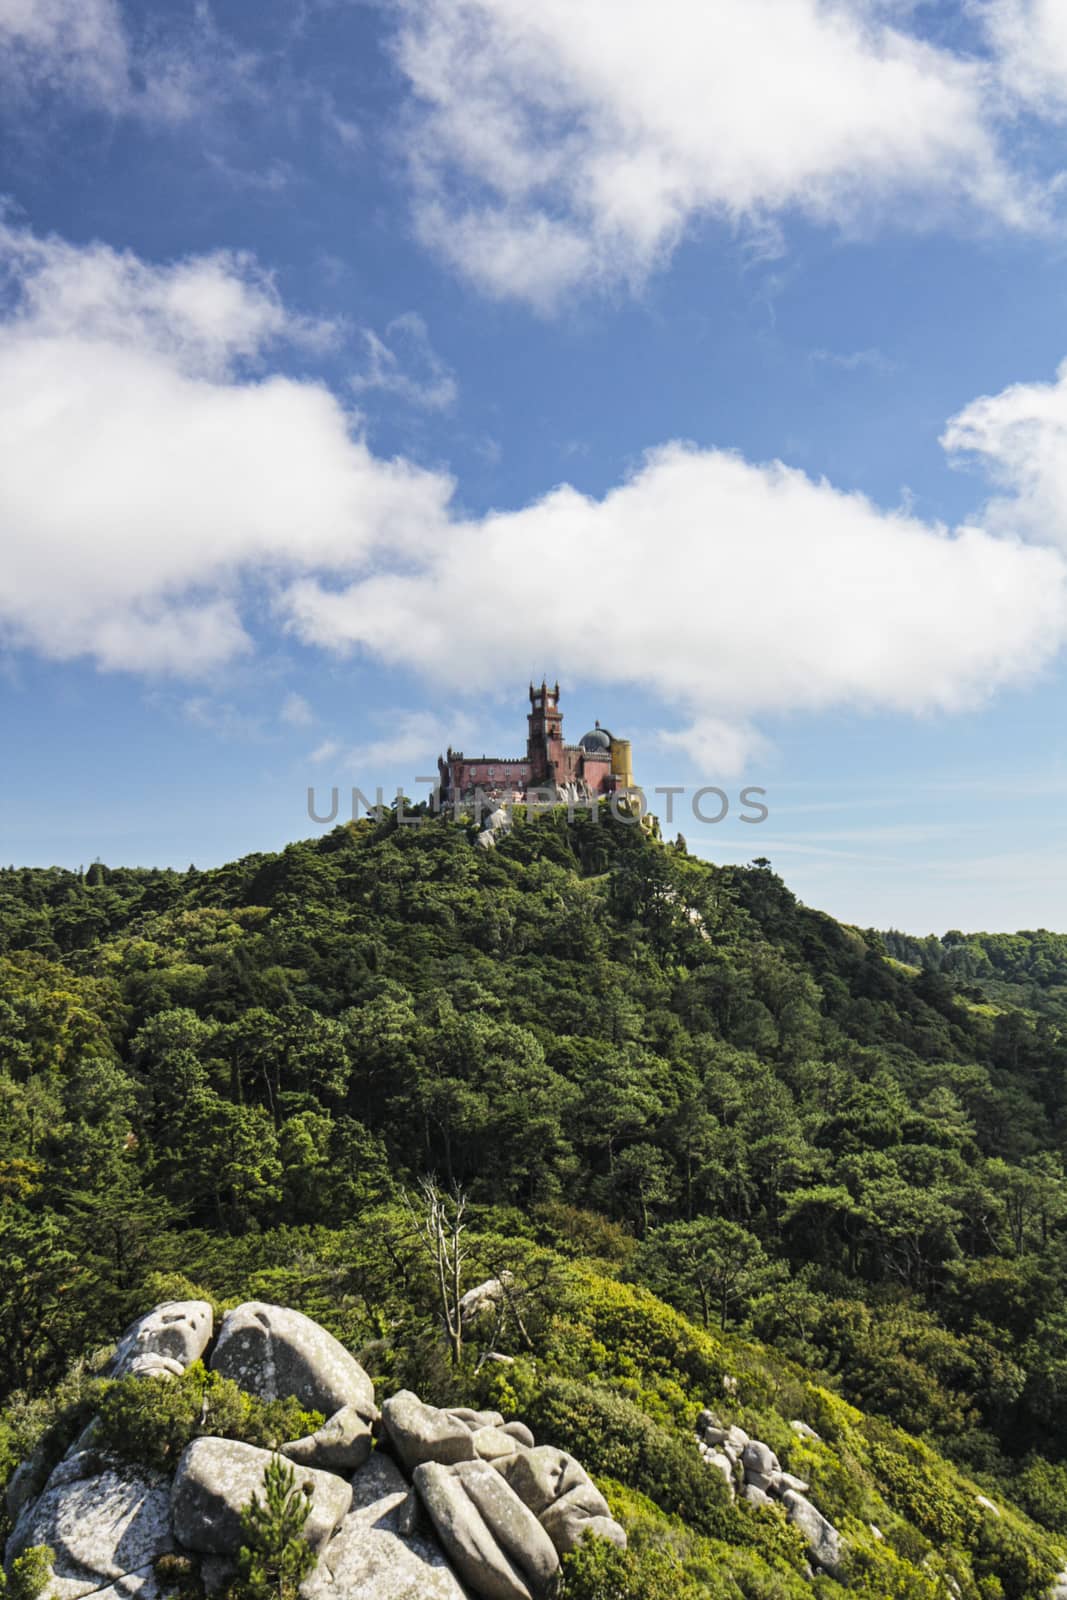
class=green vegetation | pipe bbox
[94,1363,322,1471]
[3,1546,54,1600]
[4,806,1067,1591]
[881,927,1067,1028]
[561,1531,705,1600]
[231,1455,316,1600]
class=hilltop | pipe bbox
[3,807,1067,1595]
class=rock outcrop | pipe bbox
[474,810,513,851]
[381,1393,478,1475]
[7,1456,174,1600]
[282,1404,373,1474]
[110,1302,214,1380]
[414,1460,558,1600]
[384,1395,627,1597]
[781,1489,844,1578]
[789,1419,820,1442]
[498,1448,622,1558]
[304,1455,468,1600]
[172,1438,352,1556]
[3,1300,625,1600]
[457,1278,512,1329]
[695,1408,840,1575]
[210,1303,378,1423]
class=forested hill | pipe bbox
[5,808,1067,1595]
[882,926,1067,1025]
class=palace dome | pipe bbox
[579,725,611,753]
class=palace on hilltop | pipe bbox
[437,681,634,806]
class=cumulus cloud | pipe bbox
[350,313,458,411]
[391,0,1037,309]
[3,220,1065,767]
[282,444,1067,772]
[0,222,452,672]
[0,226,328,374]
[943,358,1067,547]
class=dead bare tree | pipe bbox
[405,1176,469,1366]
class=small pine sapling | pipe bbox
[232,1455,317,1600]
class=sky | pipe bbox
[6,1,1067,932]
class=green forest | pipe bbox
[4,805,1067,1597]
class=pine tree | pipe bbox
[232,1456,316,1600]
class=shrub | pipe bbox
[1015,1453,1067,1534]
[561,1484,816,1600]
[525,1376,730,1535]
[866,1438,982,1547]
[137,1273,222,1323]
[0,1356,109,1489]
[844,1539,944,1599]
[95,1364,322,1471]
[6,1545,55,1600]
[535,1203,637,1266]
[972,1513,1060,1600]
[560,1536,703,1600]
[525,1372,810,1578]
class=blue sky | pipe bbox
[5,0,1067,932]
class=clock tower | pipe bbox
[527,679,563,784]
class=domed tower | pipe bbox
[578,724,611,755]
[576,719,615,794]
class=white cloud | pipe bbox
[282,443,1067,773]
[280,691,314,726]
[810,347,898,375]
[350,313,458,411]
[942,358,1067,547]
[0,221,452,673]
[0,0,129,107]
[204,153,294,193]
[182,695,264,739]
[983,0,1067,120]
[346,709,478,771]
[3,220,1066,766]
[0,0,261,125]
[0,226,326,375]
[319,91,363,156]
[302,712,479,780]
[391,0,1038,309]
[305,710,482,779]
[659,717,769,776]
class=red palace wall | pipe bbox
[444,751,614,797]
[449,759,531,791]
[575,752,613,793]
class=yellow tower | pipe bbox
[609,737,634,790]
